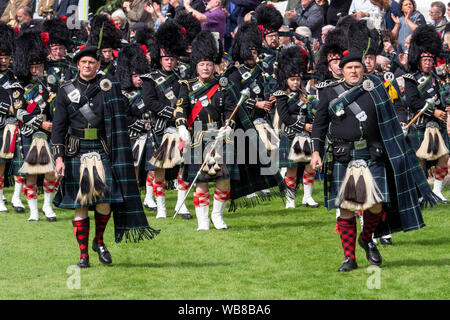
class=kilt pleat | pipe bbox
[278,134,304,168]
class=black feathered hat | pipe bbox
[117,44,150,89]
[43,18,70,47]
[174,11,201,47]
[277,46,304,89]
[0,22,16,56]
[408,24,442,72]
[254,2,283,36]
[134,25,155,47]
[315,28,347,81]
[231,21,262,63]
[151,20,186,68]
[14,30,48,79]
[191,30,223,65]
[88,14,122,50]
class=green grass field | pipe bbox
[0,182,448,300]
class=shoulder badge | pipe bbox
[362,79,375,91]
[100,78,112,91]
[219,77,228,87]
[178,79,191,91]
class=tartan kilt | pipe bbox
[415,126,450,154]
[53,139,124,209]
[181,139,239,183]
[9,133,52,176]
[325,148,390,211]
[278,134,304,168]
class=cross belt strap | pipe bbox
[63,81,102,127]
[187,84,220,128]
[331,83,367,122]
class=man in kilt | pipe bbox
[275,46,319,209]
[310,41,436,272]
[175,30,238,230]
[117,43,151,186]
[43,18,78,101]
[0,22,26,213]
[228,21,279,199]
[12,28,59,222]
[403,24,450,203]
[141,20,192,219]
[88,15,121,77]
[51,45,159,268]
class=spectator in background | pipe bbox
[385,0,402,31]
[348,0,386,30]
[391,0,425,50]
[448,2,450,19]
[37,0,54,18]
[279,25,293,48]
[52,0,79,18]
[112,9,130,42]
[285,0,324,40]
[123,0,154,29]
[230,0,260,25]
[225,0,239,52]
[184,0,226,41]
[316,0,329,25]
[169,0,186,15]
[144,0,173,31]
[1,0,30,26]
[16,5,31,27]
[430,1,448,35]
[326,0,352,25]
[284,0,300,25]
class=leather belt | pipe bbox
[68,127,105,140]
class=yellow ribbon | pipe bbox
[384,81,398,103]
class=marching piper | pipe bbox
[275,46,319,209]
[0,22,26,213]
[12,28,59,222]
[310,41,437,272]
[51,45,159,268]
[403,24,449,203]
[175,30,238,230]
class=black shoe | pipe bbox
[338,258,358,272]
[358,235,382,266]
[92,240,112,265]
[179,213,193,219]
[77,256,90,268]
[13,206,25,213]
[380,237,392,245]
[46,217,57,222]
[145,204,157,211]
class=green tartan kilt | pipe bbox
[278,134,304,168]
[325,148,390,211]
[53,139,124,209]
[181,139,240,183]
[415,125,450,153]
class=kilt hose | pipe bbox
[53,139,124,209]
[324,148,390,211]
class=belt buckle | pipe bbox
[84,128,98,140]
[354,139,367,150]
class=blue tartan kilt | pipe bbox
[9,133,52,176]
[326,148,390,211]
[53,139,124,209]
[181,139,240,183]
[144,131,160,171]
[278,134,304,168]
[415,126,450,153]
